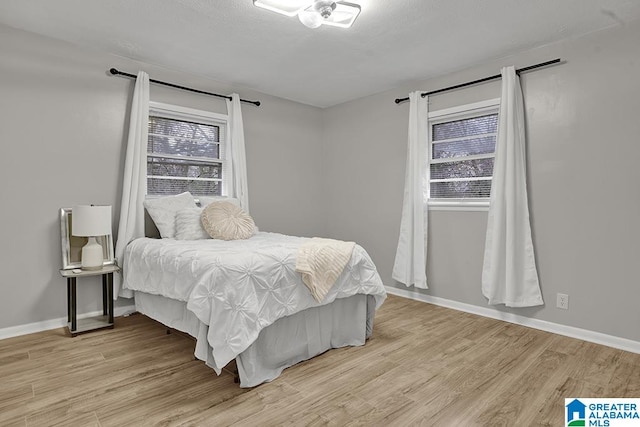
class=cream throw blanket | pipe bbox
[296,237,356,302]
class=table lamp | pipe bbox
[72,205,112,270]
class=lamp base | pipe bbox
[81,237,104,271]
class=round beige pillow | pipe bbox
[201,201,255,240]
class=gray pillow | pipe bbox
[143,192,197,238]
[175,207,210,240]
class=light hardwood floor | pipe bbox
[1,295,638,426]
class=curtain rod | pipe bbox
[109,68,261,107]
[394,58,561,105]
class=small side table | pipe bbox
[60,265,120,337]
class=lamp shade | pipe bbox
[72,205,112,237]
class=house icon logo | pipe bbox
[566,399,586,426]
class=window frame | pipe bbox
[427,98,500,211]
[147,101,229,198]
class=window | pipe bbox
[428,99,500,209]
[147,102,228,197]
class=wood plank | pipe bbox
[0,384,33,418]
[472,349,569,425]
[0,294,636,426]
[534,376,606,426]
[26,409,100,427]
[177,382,305,427]
[1,417,26,427]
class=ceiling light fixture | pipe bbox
[253,0,361,29]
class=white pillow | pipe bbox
[198,196,241,208]
[143,192,197,238]
[201,201,255,241]
[175,208,210,240]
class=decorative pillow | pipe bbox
[198,196,259,233]
[197,196,241,208]
[175,208,210,240]
[143,192,197,239]
[201,201,255,241]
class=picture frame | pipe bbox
[60,207,115,270]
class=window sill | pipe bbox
[427,200,489,212]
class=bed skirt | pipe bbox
[134,291,375,387]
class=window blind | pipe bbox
[430,113,498,199]
[147,115,226,196]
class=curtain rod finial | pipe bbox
[109,68,119,75]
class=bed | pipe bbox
[122,230,386,387]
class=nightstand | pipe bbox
[60,265,120,337]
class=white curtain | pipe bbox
[392,91,429,289]
[114,71,149,299]
[226,94,249,213]
[482,66,543,307]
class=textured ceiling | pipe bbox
[0,0,639,107]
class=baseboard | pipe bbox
[385,286,640,354]
[0,304,137,340]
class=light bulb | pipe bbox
[298,10,322,28]
[313,0,336,19]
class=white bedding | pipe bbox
[122,232,386,373]
[134,291,373,387]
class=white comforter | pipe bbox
[122,232,386,372]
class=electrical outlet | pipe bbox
[557,293,569,310]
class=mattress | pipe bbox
[122,232,386,373]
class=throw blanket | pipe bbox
[296,237,356,302]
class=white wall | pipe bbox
[323,19,640,342]
[0,23,326,330]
